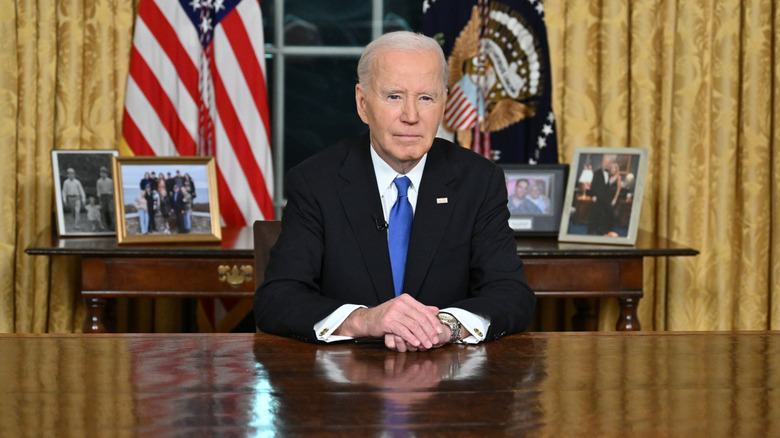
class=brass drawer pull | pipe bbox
[217,265,254,288]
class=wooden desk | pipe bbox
[25,227,697,333]
[1,332,778,436]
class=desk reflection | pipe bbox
[317,344,485,409]
[5,333,775,436]
[251,339,546,435]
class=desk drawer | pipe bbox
[82,257,256,298]
[523,257,642,293]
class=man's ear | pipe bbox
[355,84,369,124]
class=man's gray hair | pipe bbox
[357,31,448,91]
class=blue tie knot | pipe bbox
[394,176,411,197]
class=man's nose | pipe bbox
[401,99,420,123]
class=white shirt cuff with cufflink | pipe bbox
[314,304,367,342]
[440,307,490,344]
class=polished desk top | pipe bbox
[25,226,698,259]
[0,332,776,437]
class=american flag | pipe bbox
[444,76,480,132]
[122,0,273,331]
[122,0,273,225]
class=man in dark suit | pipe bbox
[171,184,185,233]
[254,31,535,352]
[587,154,619,235]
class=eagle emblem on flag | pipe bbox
[446,2,545,151]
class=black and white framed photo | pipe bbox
[112,156,221,244]
[559,147,648,245]
[52,150,119,237]
[502,164,568,236]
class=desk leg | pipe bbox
[572,298,599,331]
[83,297,108,333]
[617,297,641,331]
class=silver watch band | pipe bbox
[437,312,461,343]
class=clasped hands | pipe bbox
[334,293,451,352]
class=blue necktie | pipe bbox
[388,176,413,296]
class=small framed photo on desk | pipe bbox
[502,164,568,236]
[559,147,648,245]
[52,150,119,237]
[112,156,222,244]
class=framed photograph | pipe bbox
[503,164,568,236]
[112,156,221,244]
[52,150,119,237]
[559,147,649,245]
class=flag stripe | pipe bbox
[124,77,179,156]
[212,65,274,219]
[138,0,199,101]
[128,46,197,156]
[445,90,478,131]
[128,20,198,152]
[122,108,156,156]
[212,12,273,203]
[445,96,468,122]
[454,109,477,130]
[219,10,271,138]
[215,110,265,224]
[134,3,200,145]
[215,165,246,226]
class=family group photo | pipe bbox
[120,165,212,236]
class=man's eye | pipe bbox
[387,95,401,101]
[420,96,434,102]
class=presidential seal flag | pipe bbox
[121,0,273,332]
[422,0,558,164]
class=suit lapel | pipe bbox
[337,136,396,302]
[404,141,456,297]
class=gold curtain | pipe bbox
[545,0,779,330]
[0,0,181,333]
[1,0,778,332]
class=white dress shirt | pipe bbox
[313,145,490,344]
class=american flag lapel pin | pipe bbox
[436,197,448,204]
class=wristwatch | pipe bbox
[437,312,461,343]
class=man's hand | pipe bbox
[387,318,474,352]
[385,328,450,352]
[334,294,443,350]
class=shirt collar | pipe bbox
[370,145,427,193]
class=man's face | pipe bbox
[515,181,529,199]
[356,49,446,174]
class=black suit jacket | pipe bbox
[254,133,536,343]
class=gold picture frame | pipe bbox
[558,147,648,245]
[112,156,221,244]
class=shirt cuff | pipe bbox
[313,304,367,342]
[440,307,490,344]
